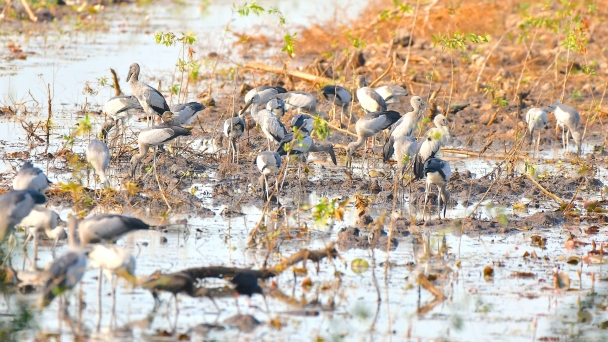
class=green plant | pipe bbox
[282,33,297,58]
[311,197,348,227]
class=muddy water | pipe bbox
[2,1,608,341]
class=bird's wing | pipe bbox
[142,86,170,115]
[139,127,191,145]
[263,115,288,142]
[83,214,148,242]
[357,88,387,112]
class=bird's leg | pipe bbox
[422,181,430,222]
[264,175,270,202]
[262,294,270,315]
[97,268,102,332]
[234,295,241,316]
[267,138,272,151]
[51,235,59,259]
[536,131,541,158]
[111,274,118,328]
[437,185,442,220]
[32,233,38,269]
[172,294,179,335]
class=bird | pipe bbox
[545,101,582,154]
[130,112,192,178]
[0,190,46,242]
[88,244,136,313]
[266,98,287,119]
[525,108,549,157]
[244,86,287,105]
[393,136,418,177]
[101,95,143,140]
[75,214,150,246]
[13,161,51,194]
[346,110,401,167]
[355,75,387,113]
[230,271,268,314]
[274,91,317,113]
[383,96,426,161]
[413,114,451,179]
[421,157,452,221]
[39,216,86,308]
[20,206,63,264]
[256,151,282,201]
[291,114,315,135]
[171,102,205,126]
[241,94,288,150]
[321,85,352,119]
[223,115,246,163]
[142,271,218,313]
[86,138,111,188]
[126,63,170,120]
[374,84,409,104]
[277,134,337,165]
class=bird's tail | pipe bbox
[412,154,424,180]
[382,136,394,162]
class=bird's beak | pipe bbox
[240,97,254,116]
[126,70,132,82]
[328,146,337,165]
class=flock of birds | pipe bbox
[0,61,587,326]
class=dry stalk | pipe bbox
[110,68,122,96]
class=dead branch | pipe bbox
[110,68,122,96]
[272,241,340,272]
[245,62,332,85]
[367,59,394,88]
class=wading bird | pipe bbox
[76,214,150,246]
[241,94,288,150]
[266,97,287,119]
[171,102,205,126]
[274,91,317,113]
[256,151,282,201]
[230,271,269,314]
[244,86,287,106]
[277,134,337,165]
[86,139,111,188]
[346,110,401,167]
[374,84,408,104]
[224,115,246,163]
[546,101,581,154]
[321,85,351,120]
[422,157,451,221]
[130,112,192,178]
[20,207,63,263]
[39,216,86,307]
[355,75,387,113]
[0,190,46,242]
[142,271,218,313]
[393,136,418,177]
[525,108,548,157]
[126,63,170,120]
[13,161,51,194]
[290,114,314,135]
[413,114,451,179]
[101,95,143,140]
[383,96,426,161]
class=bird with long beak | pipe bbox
[126,63,170,121]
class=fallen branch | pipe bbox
[245,62,332,85]
[515,165,565,204]
[18,0,37,22]
[367,59,394,88]
[272,241,340,272]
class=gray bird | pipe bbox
[223,116,246,163]
[130,112,192,178]
[76,214,150,246]
[126,63,170,119]
[171,102,205,126]
[266,98,287,118]
[101,95,143,140]
[86,138,111,188]
[256,151,282,201]
[346,110,401,167]
[413,114,451,179]
[274,91,317,113]
[355,76,387,113]
[393,136,418,176]
[383,96,426,161]
[244,86,287,105]
[241,94,288,150]
[545,101,581,154]
[39,216,86,308]
[321,85,351,111]
[374,84,409,104]
[291,114,315,135]
[0,190,46,242]
[13,161,51,194]
[422,157,452,220]
[525,108,549,157]
[277,133,337,165]
[20,206,63,263]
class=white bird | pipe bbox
[355,76,387,113]
[346,110,401,167]
[88,245,136,312]
[244,86,286,108]
[256,151,282,201]
[525,108,549,157]
[374,84,409,104]
[383,96,426,161]
[101,95,143,140]
[76,214,150,247]
[0,190,46,242]
[274,91,317,113]
[39,216,86,308]
[130,112,192,178]
[422,157,452,221]
[321,85,351,112]
[393,136,418,176]
[171,102,205,125]
[546,101,582,154]
[13,161,51,194]
[126,63,170,120]
[413,114,451,179]
[241,94,288,150]
[20,206,64,263]
[223,116,246,163]
[266,98,287,118]
[86,138,111,188]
